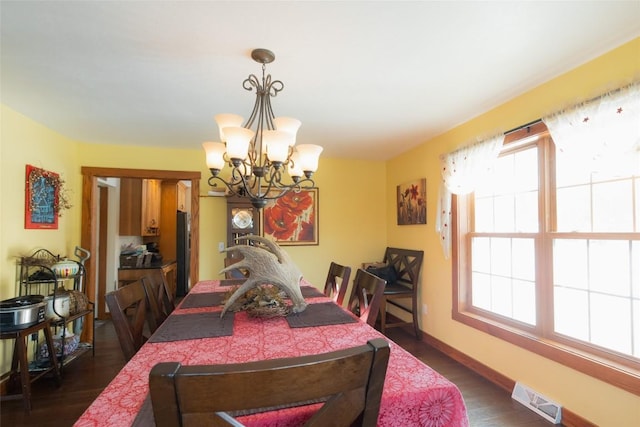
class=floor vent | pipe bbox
[511,381,562,424]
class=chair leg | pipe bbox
[379,297,386,335]
[411,296,421,340]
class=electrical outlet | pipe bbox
[218,242,225,252]
[422,304,428,314]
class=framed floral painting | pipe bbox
[397,178,426,225]
[25,164,59,229]
[262,188,319,246]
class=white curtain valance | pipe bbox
[436,135,503,258]
[542,82,640,174]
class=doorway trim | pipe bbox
[80,167,201,341]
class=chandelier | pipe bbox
[203,48,323,209]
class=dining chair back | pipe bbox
[105,280,148,361]
[149,338,390,427]
[378,247,424,339]
[347,269,386,327]
[323,261,352,306]
[142,273,175,333]
[223,256,249,280]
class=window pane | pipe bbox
[515,191,538,232]
[590,293,631,355]
[490,238,511,277]
[491,276,512,318]
[475,146,539,233]
[494,195,515,232]
[512,238,535,281]
[472,237,491,274]
[472,272,491,310]
[471,237,536,325]
[636,177,640,232]
[592,180,633,232]
[553,239,588,290]
[513,279,536,324]
[556,185,591,232]
[634,299,640,357]
[589,240,630,297]
[554,287,589,340]
[633,241,640,299]
[514,149,538,192]
[475,197,494,232]
[555,148,592,187]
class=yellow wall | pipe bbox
[387,38,640,426]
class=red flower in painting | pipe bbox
[263,205,297,240]
[278,191,313,214]
[409,184,419,200]
[298,221,314,241]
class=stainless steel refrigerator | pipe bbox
[176,210,190,296]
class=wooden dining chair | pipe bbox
[149,338,390,427]
[142,273,175,333]
[323,261,352,306]
[223,256,249,280]
[105,280,149,361]
[377,248,424,339]
[346,269,386,327]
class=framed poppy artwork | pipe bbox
[261,188,319,246]
[25,164,59,229]
[397,178,426,225]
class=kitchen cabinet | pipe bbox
[177,180,190,213]
[119,178,162,236]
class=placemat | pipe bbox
[180,292,227,309]
[149,312,235,342]
[286,302,357,328]
[300,286,325,298]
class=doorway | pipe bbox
[80,167,201,342]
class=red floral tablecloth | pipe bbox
[75,280,469,426]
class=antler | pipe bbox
[219,235,307,317]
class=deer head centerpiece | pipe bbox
[219,235,307,317]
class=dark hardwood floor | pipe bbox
[1,321,554,426]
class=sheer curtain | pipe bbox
[542,82,640,175]
[436,135,503,258]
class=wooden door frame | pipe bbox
[80,167,201,342]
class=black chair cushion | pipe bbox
[383,282,412,295]
[366,264,398,286]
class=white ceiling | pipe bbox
[1,1,639,160]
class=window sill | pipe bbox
[453,310,640,396]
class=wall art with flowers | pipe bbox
[397,178,426,225]
[261,188,319,246]
[24,164,72,229]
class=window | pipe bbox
[453,121,640,395]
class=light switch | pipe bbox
[218,242,225,252]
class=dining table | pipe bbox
[75,279,469,427]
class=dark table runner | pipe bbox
[286,302,357,328]
[149,312,234,342]
[219,278,247,287]
[180,292,227,309]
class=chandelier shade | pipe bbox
[203,48,322,209]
